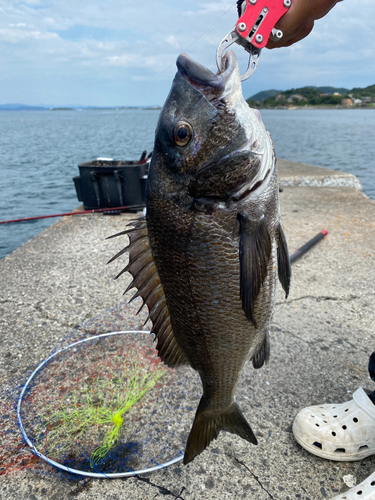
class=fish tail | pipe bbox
[183,398,257,465]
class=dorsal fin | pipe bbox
[109,218,188,368]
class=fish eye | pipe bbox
[173,121,193,147]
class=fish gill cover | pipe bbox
[0,300,201,479]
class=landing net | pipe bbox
[0,302,200,478]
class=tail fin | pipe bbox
[183,398,257,465]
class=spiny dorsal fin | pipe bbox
[238,213,271,328]
[109,217,188,368]
[277,222,291,299]
[106,217,148,241]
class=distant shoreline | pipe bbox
[0,106,162,112]
[257,105,375,110]
[1,105,374,112]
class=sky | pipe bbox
[1,0,374,107]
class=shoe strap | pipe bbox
[353,387,375,421]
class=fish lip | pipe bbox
[176,51,237,101]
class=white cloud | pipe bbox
[165,34,179,49]
[43,17,56,26]
[0,0,374,106]
[0,27,59,42]
[108,54,138,67]
[183,1,233,16]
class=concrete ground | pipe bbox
[0,159,374,499]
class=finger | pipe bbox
[280,21,315,47]
[306,0,343,21]
[267,24,306,49]
[273,0,314,37]
[266,20,314,49]
[272,0,339,38]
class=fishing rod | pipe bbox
[2,210,328,264]
[290,230,328,263]
[0,206,145,225]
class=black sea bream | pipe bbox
[110,50,291,464]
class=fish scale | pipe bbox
[148,214,253,401]
[110,49,291,465]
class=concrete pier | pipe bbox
[1,159,374,499]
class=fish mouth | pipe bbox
[177,50,238,102]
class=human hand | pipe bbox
[266,0,343,48]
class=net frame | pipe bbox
[17,330,185,478]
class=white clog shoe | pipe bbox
[293,388,375,461]
[330,470,375,499]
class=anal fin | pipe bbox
[252,332,270,369]
[184,398,257,465]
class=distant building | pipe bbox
[362,96,372,103]
[320,93,329,97]
[286,94,307,103]
[353,98,362,105]
[341,98,353,106]
[333,92,341,96]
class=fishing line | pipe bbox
[84,2,237,151]
[1,4,237,231]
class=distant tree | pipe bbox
[247,99,257,108]
[247,83,375,108]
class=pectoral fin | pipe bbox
[108,218,188,368]
[277,222,291,299]
[238,213,271,328]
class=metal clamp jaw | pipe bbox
[217,0,291,81]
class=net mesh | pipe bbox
[0,300,200,478]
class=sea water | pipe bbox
[262,108,375,198]
[0,108,374,260]
[0,109,159,260]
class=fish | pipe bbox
[108,49,291,465]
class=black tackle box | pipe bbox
[73,158,148,211]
